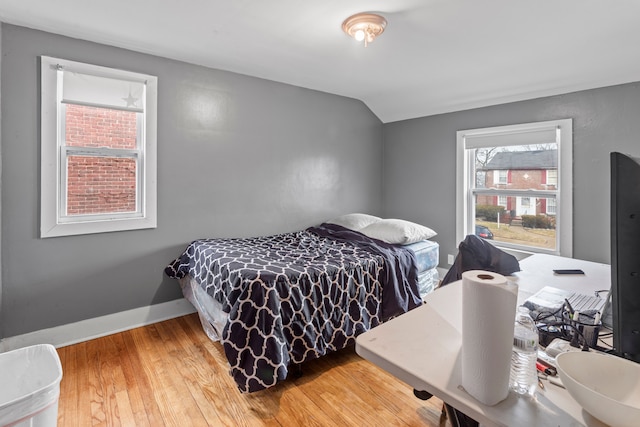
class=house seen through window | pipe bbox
[40,56,158,238]
[457,119,573,256]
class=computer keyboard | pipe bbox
[567,292,604,312]
[525,286,607,314]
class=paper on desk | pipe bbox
[461,270,518,406]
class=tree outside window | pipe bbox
[457,119,573,256]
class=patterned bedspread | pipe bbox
[164,223,422,392]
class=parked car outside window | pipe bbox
[475,224,494,239]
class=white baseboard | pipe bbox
[0,298,196,353]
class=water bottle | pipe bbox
[510,306,538,396]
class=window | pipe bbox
[456,119,572,256]
[493,170,508,185]
[546,169,558,186]
[547,197,557,215]
[40,57,158,237]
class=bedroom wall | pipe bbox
[382,82,640,267]
[0,25,3,339]
[0,24,383,338]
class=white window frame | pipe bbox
[456,119,572,257]
[40,56,158,238]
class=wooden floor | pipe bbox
[56,313,447,426]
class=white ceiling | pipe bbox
[2,0,640,123]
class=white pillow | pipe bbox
[327,213,382,231]
[359,218,437,245]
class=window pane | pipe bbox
[475,203,556,251]
[65,104,138,149]
[458,119,571,257]
[41,56,157,238]
[475,143,557,191]
[474,143,557,251]
[66,156,137,215]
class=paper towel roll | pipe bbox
[461,270,518,406]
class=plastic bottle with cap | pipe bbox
[510,306,539,396]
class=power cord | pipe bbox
[529,301,602,351]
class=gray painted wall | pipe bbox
[0,24,383,338]
[382,83,640,266]
[3,22,639,339]
[0,26,2,329]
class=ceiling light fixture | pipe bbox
[342,13,387,47]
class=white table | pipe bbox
[512,254,610,305]
[355,254,611,427]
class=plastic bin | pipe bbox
[0,344,63,427]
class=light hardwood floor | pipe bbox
[56,313,447,426]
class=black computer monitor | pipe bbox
[610,151,640,362]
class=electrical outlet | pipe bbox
[447,254,455,265]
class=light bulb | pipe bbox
[342,13,387,47]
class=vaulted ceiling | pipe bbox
[2,0,639,123]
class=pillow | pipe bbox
[359,218,437,245]
[326,213,382,231]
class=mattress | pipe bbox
[179,238,440,343]
[166,223,423,392]
[404,239,439,298]
[180,275,227,342]
[417,267,440,297]
[405,239,439,273]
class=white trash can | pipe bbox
[0,344,63,427]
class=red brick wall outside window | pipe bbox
[65,104,138,215]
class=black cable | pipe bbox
[532,304,565,324]
[532,301,601,350]
[597,336,614,349]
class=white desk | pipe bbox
[513,254,610,305]
[355,254,611,427]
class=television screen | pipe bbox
[610,152,640,362]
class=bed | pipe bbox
[164,215,439,393]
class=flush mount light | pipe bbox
[342,13,387,47]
